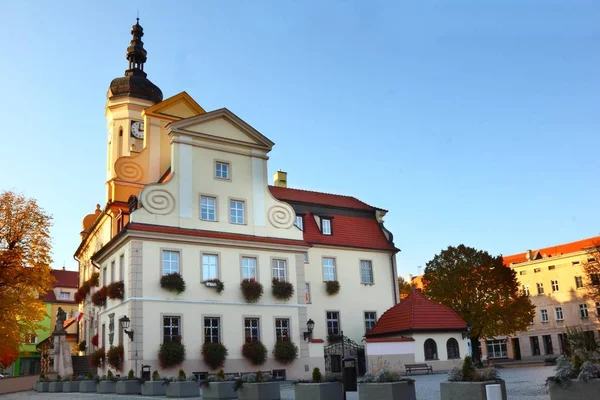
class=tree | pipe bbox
[398,276,413,300]
[0,191,54,368]
[583,243,600,302]
[423,245,535,364]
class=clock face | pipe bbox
[131,121,144,139]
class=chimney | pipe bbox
[526,250,532,261]
[273,170,287,188]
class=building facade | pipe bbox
[74,20,398,379]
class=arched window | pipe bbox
[447,338,460,359]
[424,338,438,360]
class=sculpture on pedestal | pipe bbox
[51,307,73,376]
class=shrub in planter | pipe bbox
[90,347,106,368]
[443,356,506,400]
[358,361,416,400]
[202,341,228,370]
[107,280,125,299]
[242,340,268,366]
[91,286,107,307]
[204,278,225,294]
[78,340,87,352]
[91,333,99,347]
[158,337,186,368]
[165,370,199,398]
[141,370,167,396]
[240,279,263,303]
[97,370,118,394]
[325,280,340,295]
[295,368,344,399]
[160,272,186,293]
[271,278,294,300]
[273,339,298,364]
[107,345,124,371]
[116,369,142,395]
[232,371,282,400]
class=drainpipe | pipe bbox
[391,253,398,305]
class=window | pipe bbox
[102,323,106,349]
[229,200,245,224]
[201,196,217,221]
[330,355,342,373]
[323,257,336,281]
[536,283,544,295]
[486,340,508,358]
[596,302,600,317]
[162,250,180,275]
[555,307,564,321]
[305,283,311,304]
[551,280,559,292]
[326,311,340,335]
[25,334,38,344]
[275,318,290,341]
[295,216,303,231]
[542,335,553,355]
[588,257,596,262]
[591,274,600,286]
[59,291,70,300]
[360,260,374,284]
[244,318,260,343]
[163,316,181,342]
[534,268,541,273]
[364,312,377,333]
[541,309,549,323]
[272,259,287,281]
[575,276,584,289]
[530,336,540,356]
[446,338,460,359]
[519,271,527,276]
[303,252,308,263]
[110,261,115,284]
[548,265,555,270]
[580,304,589,319]
[572,261,580,266]
[424,338,438,360]
[204,317,220,344]
[241,257,257,280]
[522,285,530,296]
[202,254,219,281]
[321,219,332,235]
[119,254,125,281]
[215,162,229,179]
[102,266,107,285]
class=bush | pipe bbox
[461,356,476,381]
[107,281,125,300]
[312,368,322,383]
[578,361,600,382]
[178,369,186,382]
[78,341,87,352]
[204,278,225,294]
[240,279,263,303]
[152,370,160,381]
[91,334,99,347]
[202,342,228,370]
[106,370,114,380]
[158,338,186,369]
[127,369,134,380]
[107,345,124,371]
[160,273,186,294]
[325,280,340,295]
[273,340,298,364]
[271,278,294,301]
[242,341,267,366]
[86,371,94,379]
[90,347,105,368]
[91,286,107,307]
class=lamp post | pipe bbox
[120,316,136,376]
[303,319,315,341]
[462,323,472,340]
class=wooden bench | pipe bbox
[405,363,433,375]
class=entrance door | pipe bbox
[511,338,521,360]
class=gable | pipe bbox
[144,91,205,121]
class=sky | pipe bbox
[0,1,599,278]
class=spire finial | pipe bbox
[125,17,147,77]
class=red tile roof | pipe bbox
[366,290,466,337]
[365,337,415,343]
[269,186,381,211]
[503,236,600,266]
[40,269,79,303]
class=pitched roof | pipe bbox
[40,269,79,303]
[269,186,381,211]
[503,236,600,266]
[366,290,466,337]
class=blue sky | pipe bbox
[1,1,599,277]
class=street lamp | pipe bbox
[462,323,472,340]
[303,319,315,341]
[120,316,134,341]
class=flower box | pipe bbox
[237,381,281,400]
[548,379,600,400]
[358,381,416,400]
[79,380,97,392]
[295,382,344,400]
[97,380,117,393]
[202,381,239,399]
[142,381,167,396]
[166,381,199,398]
[62,381,80,392]
[35,382,49,392]
[48,381,63,392]
[440,380,507,400]
[116,380,142,394]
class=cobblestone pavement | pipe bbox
[2,366,553,400]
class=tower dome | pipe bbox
[107,18,163,104]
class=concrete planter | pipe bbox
[48,382,64,392]
[166,381,200,398]
[358,381,417,400]
[203,381,239,399]
[236,381,281,400]
[142,381,167,396]
[295,382,344,400]
[116,380,142,394]
[548,379,600,400]
[35,382,49,392]
[440,380,507,400]
[79,380,97,392]
[97,380,117,393]
[62,381,80,392]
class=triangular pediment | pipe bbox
[168,108,274,150]
[143,91,205,121]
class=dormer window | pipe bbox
[215,162,230,180]
[321,219,332,235]
[295,215,303,231]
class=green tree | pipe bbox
[423,245,535,363]
[398,276,413,300]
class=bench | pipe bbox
[405,363,433,375]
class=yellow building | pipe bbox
[74,19,399,379]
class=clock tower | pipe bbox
[105,18,162,203]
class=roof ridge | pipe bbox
[269,185,362,201]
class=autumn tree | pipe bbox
[0,191,54,368]
[583,243,600,302]
[398,276,413,300]
[423,245,535,364]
